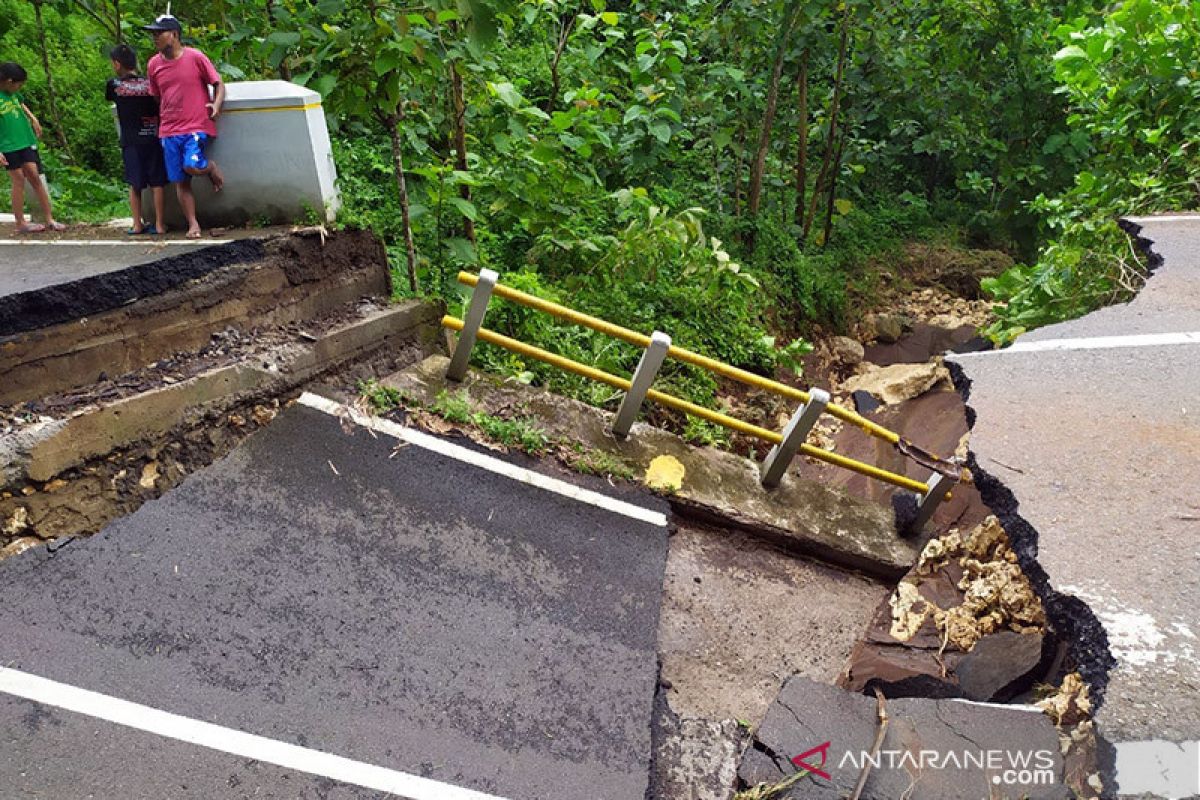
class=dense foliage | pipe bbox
[3,0,1196,397]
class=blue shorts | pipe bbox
[161,133,211,183]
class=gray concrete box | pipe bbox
[144,80,339,228]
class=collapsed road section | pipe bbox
[950,214,1200,798]
[0,398,670,799]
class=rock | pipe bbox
[851,390,881,414]
[3,506,29,536]
[139,461,160,490]
[863,313,907,344]
[841,360,952,405]
[0,536,42,561]
[828,336,865,366]
[252,404,277,426]
[739,676,1070,799]
[956,630,1045,702]
[43,478,68,493]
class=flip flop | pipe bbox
[46,221,67,232]
[16,223,46,234]
[125,225,157,236]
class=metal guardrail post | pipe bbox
[446,268,498,381]
[612,331,671,438]
[911,472,953,532]
[760,388,830,488]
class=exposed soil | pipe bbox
[1,396,286,558]
[0,297,388,434]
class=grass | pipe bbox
[429,389,550,455]
[357,379,405,413]
[564,443,637,480]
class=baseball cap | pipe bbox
[142,14,182,32]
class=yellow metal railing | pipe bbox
[438,270,967,511]
[456,271,904,445]
[441,316,931,494]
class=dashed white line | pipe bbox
[0,666,509,800]
[953,330,1200,356]
[297,392,669,527]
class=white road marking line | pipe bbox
[298,392,669,527]
[1124,214,1200,223]
[1113,739,1200,797]
[0,667,509,800]
[953,330,1200,356]
[0,239,232,246]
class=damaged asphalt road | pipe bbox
[0,401,670,799]
[949,214,1200,795]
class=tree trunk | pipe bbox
[803,7,852,241]
[547,12,574,114]
[113,0,122,41]
[821,130,847,247]
[744,4,803,252]
[385,110,420,294]
[792,48,810,230]
[31,0,73,159]
[449,61,475,244]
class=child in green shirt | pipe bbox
[0,62,66,233]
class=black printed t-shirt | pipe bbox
[106,74,160,147]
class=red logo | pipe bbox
[791,741,832,780]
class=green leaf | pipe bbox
[265,31,302,47]
[447,197,479,221]
[648,121,671,143]
[490,81,525,109]
[834,198,854,215]
[446,237,478,264]
[599,11,619,25]
[1053,45,1088,62]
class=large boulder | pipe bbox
[841,360,953,405]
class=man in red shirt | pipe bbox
[143,14,225,238]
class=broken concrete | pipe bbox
[386,355,922,579]
[0,229,388,405]
[841,359,954,406]
[1,300,440,490]
[738,676,1070,799]
[840,517,1049,703]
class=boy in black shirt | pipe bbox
[106,44,167,234]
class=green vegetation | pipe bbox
[428,389,549,455]
[7,0,1197,382]
[357,379,405,413]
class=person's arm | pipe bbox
[22,104,42,139]
[207,79,225,120]
[197,51,224,120]
[105,79,117,103]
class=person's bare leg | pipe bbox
[129,186,145,233]
[207,160,224,192]
[152,186,166,233]
[9,170,26,228]
[176,180,201,238]
[25,164,59,227]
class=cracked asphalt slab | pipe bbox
[949,215,1200,791]
[0,402,670,799]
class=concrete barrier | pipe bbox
[142,80,340,228]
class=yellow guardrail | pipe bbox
[440,269,972,508]
[441,316,932,494]
[456,271,907,443]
